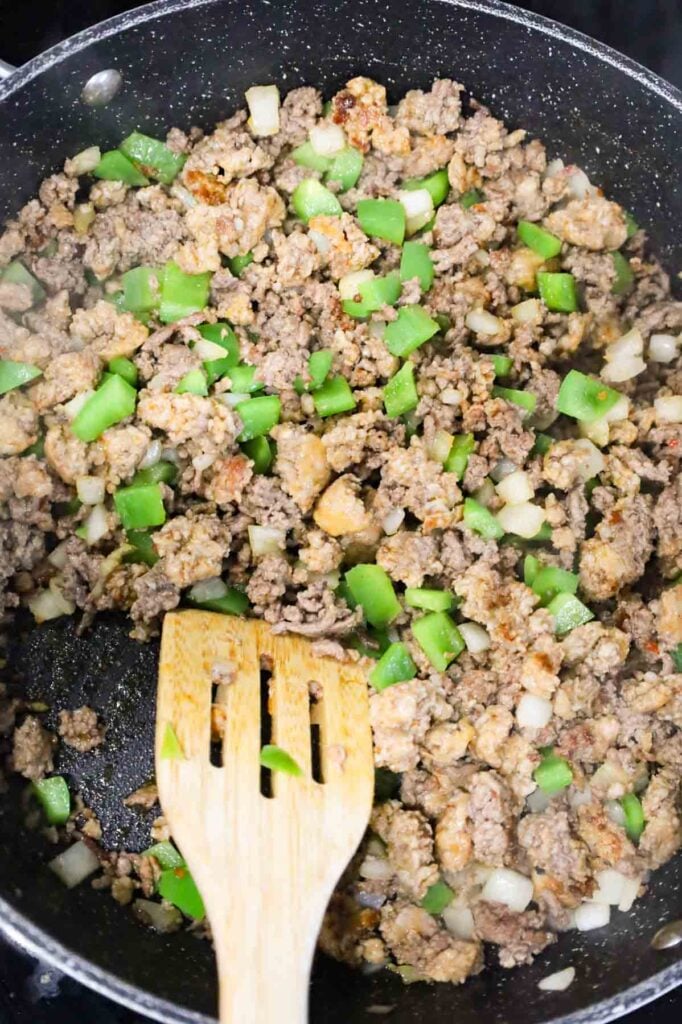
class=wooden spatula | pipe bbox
[155,610,374,1024]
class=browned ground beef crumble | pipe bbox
[1,75,681,983]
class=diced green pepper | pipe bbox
[120,266,162,314]
[400,241,434,292]
[175,368,208,396]
[345,564,401,628]
[189,586,250,615]
[531,566,579,606]
[369,642,417,692]
[384,361,418,418]
[123,530,159,566]
[294,350,334,394]
[404,588,455,612]
[356,198,406,245]
[625,211,639,238]
[158,866,205,920]
[532,432,554,455]
[312,376,356,418]
[459,188,483,210]
[226,363,265,394]
[108,356,138,387]
[242,436,273,474]
[342,273,401,318]
[292,178,342,222]
[491,354,512,378]
[517,221,562,259]
[547,592,594,635]
[114,482,166,530]
[259,744,303,776]
[71,374,137,442]
[32,776,70,825]
[93,150,149,186]
[421,880,455,915]
[534,752,573,794]
[463,497,504,540]
[226,251,254,277]
[523,554,539,586]
[143,841,184,870]
[537,272,579,313]
[383,305,440,357]
[23,435,45,458]
[1,259,46,306]
[291,142,331,173]
[403,169,449,208]
[443,433,475,479]
[492,385,537,415]
[611,251,634,295]
[236,395,281,441]
[556,370,621,423]
[412,611,465,671]
[131,461,177,487]
[532,522,553,543]
[620,792,645,842]
[159,262,211,323]
[120,131,186,184]
[160,722,184,760]
[672,644,682,672]
[326,147,364,191]
[199,322,240,384]
[0,359,42,395]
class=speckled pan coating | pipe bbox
[0,1,680,1023]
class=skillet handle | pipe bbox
[0,59,17,79]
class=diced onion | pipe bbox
[47,540,70,569]
[526,787,551,813]
[591,760,628,795]
[538,967,575,992]
[381,508,405,536]
[654,395,682,424]
[574,901,610,931]
[466,308,502,336]
[27,586,75,623]
[440,388,463,407]
[568,785,593,808]
[442,904,475,940]
[309,123,346,157]
[490,458,517,483]
[606,799,627,827]
[592,869,630,906]
[194,337,230,361]
[496,501,546,539]
[607,328,644,361]
[618,877,640,913]
[63,390,94,419]
[496,469,534,506]
[459,621,491,654]
[83,504,109,545]
[309,229,332,254]
[426,429,454,464]
[245,85,280,136]
[482,868,534,913]
[192,452,215,473]
[511,298,542,325]
[49,841,100,888]
[397,188,435,236]
[571,438,606,480]
[516,693,552,728]
[188,577,228,603]
[566,167,595,199]
[473,478,496,508]
[76,475,105,506]
[649,333,679,363]
[544,158,565,179]
[67,146,102,176]
[338,269,375,300]
[602,328,646,383]
[216,391,251,408]
[602,356,647,383]
[602,393,631,423]
[579,418,609,448]
[248,525,285,557]
[138,440,162,470]
[132,898,182,933]
[359,855,393,881]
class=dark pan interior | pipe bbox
[0,0,681,1021]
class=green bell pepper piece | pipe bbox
[490,354,513,378]
[556,370,621,423]
[120,266,162,315]
[188,586,250,615]
[399,241,434,292]
[611,251,634,295]
[1,259,46,305]
[326,147,364,191]
[369,642,417,692]
[620,792,645,842]
[0,359,42,395]
[175,368,208,396]
[537,271,579,313]
[108,356,138,387]
[384,361,418,418]
[443,433,475,479]
[120,131,186,184]
[159,262,211,323]
[123,530,159,566]
[93,150,149,186]
[342,273,401,318]
[403,168,449,207]
[547,592,594,635]
[71,374,137,442]
[291,142,331,173]
[242,436,273,474]
[226,251,254,277]
[383,305,440,357]
[226,364,265,394]
[463,497,504,540]
[292,178,342,222]
[534,752,573,794]
[158,866,205,920]
[531,566,579,606]
[517,220,562,259]
[114,482,166,530]
[412,611,465,671]
[236,395,281,441]
[421,880,455,915]
[492,385,537,415]
[459,188,483,210]
[312,376,356,417]
[404,588,456,612]
[345,564,401,627]
[356,198,405,245]
[131,461,177,487]
[260,744,303,777]
[143,841,184,870]
[32,776,70,825]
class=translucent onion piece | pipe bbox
[496,469,534,505]
[496,501,546,539]
[654,395,682,424]
[442,904,475,940]
[338,269,375,300]
[574,902,610,931]
[76,475,105,505]
[248,525,285,557]
[188,577,228,603]
[538,967,575,992]
[649,333,679,363]
[49,841,100,889]
[482,868,533,913]
[516,693,552,728]
[245,85,280,136]
[309,123,346,157]
[465,308,502,336]
[459,622,491,654]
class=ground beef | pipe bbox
[58,706,105,752]
[12,716,55,780]
[579,494,654,601]
[473,902,556,968]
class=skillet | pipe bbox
[0,1,681,1021]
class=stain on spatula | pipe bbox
[155,610,374,1024]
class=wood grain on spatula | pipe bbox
[155,611,374,1024]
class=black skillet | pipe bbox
[0,0,681,1021]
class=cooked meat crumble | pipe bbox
[0,75,681,985]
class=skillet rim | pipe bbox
[0,0,680,1020]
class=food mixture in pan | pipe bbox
[1,75,681,985]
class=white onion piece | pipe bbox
[76,475,105,506]
[189,577,227,603]
[602,393,631,423]
[133,898,182,933]
[473,477,496,508]
[49,841,100,889]
[618,877,640,912]
[602,355,646,383]
[381,508,405,536]
[571,438,606,480]
[67,146,101,176]
[511,298,543,324]
[47,541,70,569]
[496,469,534,505]
[63,390,94,420]
[245,85,280,136]
[482,868,534,913]
[526,787,551,813]
[538,967,575,992]
[426,429,454,464]
[138,440,162,470]
[440,387,463,407]
[194,337,229,362]
[217,391,251,408]
[579,418,609,448]
[466,308,502,336]
[160,447,181,465]
[28,587,75,623]
[591,760,629,795]
[654,395,682,424]
[397,188,434,236]
[566,167,595,199]
[359,856,393,882]
[83,504,109,545]
[442,904,475,940]
[338,269,375,300]
[568,785,592,809]
[459,621,491,654]
[607,328,644,361]
[490,458,517,483]
[592,869,629,906]
[606,799,627,827]
[649,333,679,363]
[574,902,610,931]
[516,693,552,728]
[496,501,546,538]
[544,158,565,179]
[309,123,346,157]
[248,525,285,557]
[308,229,332,254]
